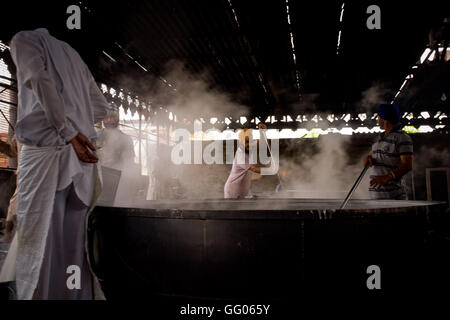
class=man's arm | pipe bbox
[393,154,413,177]
[370,155,413,189]
[249,165,261,174]
[10,32,77,142]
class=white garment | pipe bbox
[97,127,139,206]
[224,147,253,199]
[0,145,104,299]
[9,145,104,299]
[10,28,108,206]
[2,28,109,299]
[33,183,93,299]
[10,28,108,149]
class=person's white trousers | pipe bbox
[33,183,93,299]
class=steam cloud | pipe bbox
[103,63,449,205]
[359,82,393,112]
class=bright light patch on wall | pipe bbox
[370,126,382,133]
[119,105,140,121]
[224,118,232,125]
[240,116,247,125]
[420,48,432,64]
[402,126,419,134]
[303,129,322,139]
[343,114,351,122]
[429,51,436,61]
[420,112,430,119]
[354,127,371,134]
[418,125,434,133]
[358,113,367,121]
[0,59,12,86]
[210,117,218,125]
[0,41,10,52]
[340,127,353,135]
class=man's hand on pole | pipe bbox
[258,123,267,130]
[363,154,373,167]
[370,174,392,189]
[69,132,99,163]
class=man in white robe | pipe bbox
[3,28,109,299]
[96,111,141,206]
[224,124,266,199]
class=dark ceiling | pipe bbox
[2,0,450,120]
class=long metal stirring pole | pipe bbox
[339,165,369,210]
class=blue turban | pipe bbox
[378,104,401,124]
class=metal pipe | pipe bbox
[340,165,369,210]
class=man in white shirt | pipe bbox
[2,28,109,299]
[224,124,266,199]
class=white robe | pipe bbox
[0,28,109,299]
[224,147,253,199]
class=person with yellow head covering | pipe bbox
[224,124,266,198]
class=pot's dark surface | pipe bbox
[88,199,449,300]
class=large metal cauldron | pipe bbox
[88,199,448,300]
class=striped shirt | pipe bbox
[370,124,413,200]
